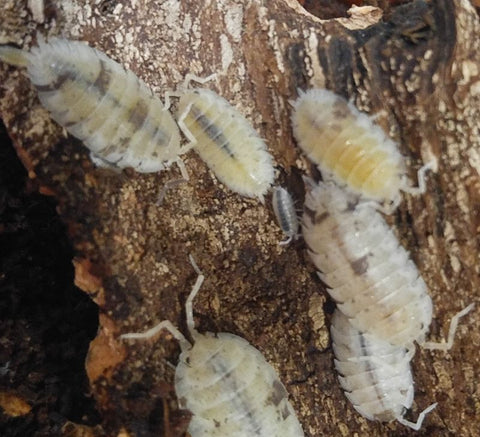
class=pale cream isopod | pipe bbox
[121,257,305,437]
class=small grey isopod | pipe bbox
[0,36,187,176]
[272,186,300,245]
[121,258,305,437]
[331,308,437,430]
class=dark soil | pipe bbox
[0,119,100,436]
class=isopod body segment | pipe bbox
[272,186,299,245]
[330,308,437,430]
[176,85,275,202]
[0,36,183,173]
[291,89,428,208]
[121,259,304,437]
[302,180,433,348]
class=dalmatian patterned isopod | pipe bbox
[291,89,432,209]
[330,308,437,430]
[303,180,474,350]
[302,180,433,348]
[121,258,304,437]
[272,186,299,245]
[175,76,275,202]
[0,36,185,174]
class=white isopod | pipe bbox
[291,89,433,210]
[172,75,275,202]
[0,36,187,176]
[272,186,300,245]
[303,180,474,349]
[121,258,305,437]
[330,308,437,430]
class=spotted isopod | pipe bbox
[330,308,437,430]
[173,75,275,202]
[291,89,433,210]
[302,180,474,349]
[0,36,187,175]
[121,257,305,437]
[272,186,300,245]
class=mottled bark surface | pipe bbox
[0,0,479,436]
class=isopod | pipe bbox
[272,186,299,245]
[303,180,474,349]
[291,89,432,210]
[0,36,187,175]
[121,257,305,437]
[173,75,275,202]
[330,308,437,430]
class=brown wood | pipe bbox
[0,1,479,435]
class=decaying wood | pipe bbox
[0,0,479,436]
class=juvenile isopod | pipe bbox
[330,308,437,430]
[121,257,305,437]
[172,75,275,202]
[0,36,187,175]
[302,180,474,349]
[272,186,299,245]
[291,89,433,210]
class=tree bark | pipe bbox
[0,1,479,436]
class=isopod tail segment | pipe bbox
[120,254,204,350]
[420,303,475,351]
[0,44,31,67]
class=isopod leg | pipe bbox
[279,235,293,246]
[422,303,475,351]
[175,158,190,181]
[164,90,182,111]
[185,255,205,337]
[401,160,436,196]
[120,320,189,348]
[182,73,217,89]
[177,102,198,145]
[397,402,437,431]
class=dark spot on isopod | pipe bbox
[268,380,288,406]
[281,403,291,420]
[128,99,150,131]
[303,205,319,224]
[214,419,220,427]
[190,105,235,158]
[350,255,369,275]
[92,59,111,95]
[332,99,350,119]
[345,199,359,211]
[313,211,330,225]
[36,71,72,92]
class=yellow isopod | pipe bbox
[291,89,432,210]
[173,75,275,203]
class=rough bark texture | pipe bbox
[0,0,479,436]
